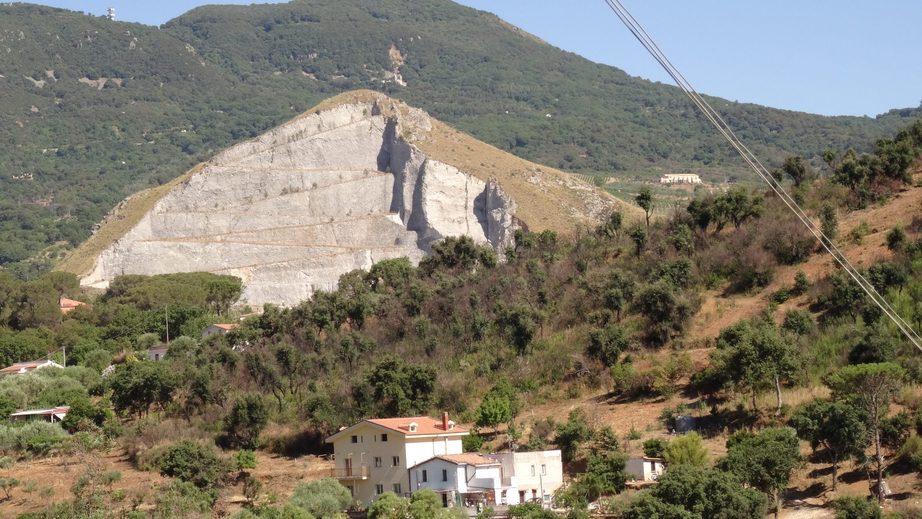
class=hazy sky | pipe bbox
[27,1,922,117]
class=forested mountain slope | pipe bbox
[0,1,918,273]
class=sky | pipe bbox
[26,0,922,117]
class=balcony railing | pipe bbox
[331,466,369,480]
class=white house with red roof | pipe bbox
[325,413,467,504]
[10,406,70,423]
[410,453,503,508]
[0,359,64,376]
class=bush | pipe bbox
[831,495,881,519]
[154,480,217,516]
[223,393,269,449]
[887,226,907,251]
[158,441,231,490]
[586,325,627,367]
[289,478,352,517]
[642,438,666,458]
[663,432,708,467]
[0,421,68,456]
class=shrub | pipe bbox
[831,495,881,519]
[158,441,231,490]
[663,432,708,467]
[289,478,351,517]
[223,393,269,449]
[586,325,628,367]
[154,480,217,516]
[642,438,666,458]
[887,226,907,251]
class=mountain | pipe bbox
[60,91,631,305]
[0,1,918,272]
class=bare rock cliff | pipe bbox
[81,95,522,305]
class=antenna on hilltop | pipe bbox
[106,7,115,21]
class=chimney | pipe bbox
[442,412,449,431]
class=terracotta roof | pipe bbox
[433,454,500,466]
[0,360,59,375]
[59,297,86,315]
[212,323,239,331]
[365,416,467,436]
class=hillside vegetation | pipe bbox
[1,1,920,274]
[0,121,921,516]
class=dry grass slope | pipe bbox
[57,165,203,276]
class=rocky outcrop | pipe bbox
[81,94,521,306]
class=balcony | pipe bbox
[331,466,369,480]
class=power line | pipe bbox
[602,0,922,353]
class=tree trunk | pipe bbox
[831,454,838,492]
[774,374,783,416]
[874,404,884,503]
[774,489,780,519]
[751,389,758,413]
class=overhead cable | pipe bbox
[602,0,922,352]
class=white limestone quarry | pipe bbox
[81,97,519,306]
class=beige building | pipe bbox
[326,414,468,504]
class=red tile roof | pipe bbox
[59,297,86,315]
[213,323,239,331]
[10,406,70,418]
[433,453,499,466]
[365,416,467,436]
[0,360,59,375]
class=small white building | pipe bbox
[626,457,665,482]
[659,173,702,185]
[410,453,504,508]
[488,450,563,507]
[10,406,70,423]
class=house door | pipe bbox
[345,458,353,477]
[442,493,448,507]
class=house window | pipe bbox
[442,469,448,482]
[541,464,547,476]
[392,456,400,467]
[393,483,402,494]
[530,465,535,476]
[422,469,428,482]
[374,457,382,468]
[375,484,384,495]
[381,433,388,442]
[351,435,358,444]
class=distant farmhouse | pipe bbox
[0,359,63,376]
[202,323,239,339]
[326,413,563,508]
[659,173,702,185]
[10,406,69,423]
[59,297,86,315]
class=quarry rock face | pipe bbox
[81,96,520,306]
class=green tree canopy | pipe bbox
[718,428,801,519]
[790,399,868,491]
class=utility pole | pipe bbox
[165,304,170,344]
